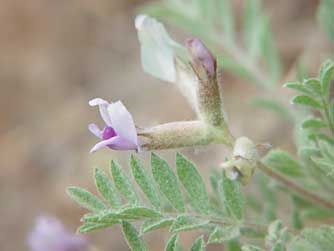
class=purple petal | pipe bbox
[88,123,102,138]
[89,98,112,126]
[90,136,137,153]
[185,38,215,77]
[107,101,138,146]
[28,216,88,251]
[102,126,117,140]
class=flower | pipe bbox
[88,98,138,152]
[28,216,88,251]
[185,38,216,78]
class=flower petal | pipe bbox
[88,123,102,138]
[107,101,138,145]
[90,136,137,153]
[89,98,112,126]
[135,15,199,113]
[136,15,176,83]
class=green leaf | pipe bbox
[78,222,118,233]
[292,208,303,230]
[242,245,264,251]
[291,95,323,109]
[218,0,235,42]
[190,236,205,251]
[120,207,162,219]
[284,81,312,95]
[288,225,334,251]
[228,240,241,251]
[122,221,147,251]
[208,226,240,243]
[130,155,160,209]
[141,218,174,234]
[176,153,209,214]
[304,78,322,96]
[110,160,138,205]
[165,233,179,251]
[243,0,263,58]
[319,60,334,98]
[263,150,304,177]
[302,118,328,129]
[260,16,282,81]
[95,168,121,208]
[67,187,106,212]
[251,97,292,121]
[220,171,244,220]
[317,0,334,40]
[98,207,161,222]
[151,153,185,212]
[170,215,210,233]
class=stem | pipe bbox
[166,212,267,234]
[323,100,334,136]
[256,161,334,209]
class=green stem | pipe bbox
[256,161,334,209]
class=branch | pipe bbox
[256,161,334,209]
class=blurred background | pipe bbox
[0,0,330,250]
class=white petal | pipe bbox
[107,101,137,145]
[136,15,176,83]
[135,15,199,113]
[88,98,108,106]
[88,123,102,138]
[89,98,112,126]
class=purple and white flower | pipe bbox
[88,98,139,152]
[28,216,88,251]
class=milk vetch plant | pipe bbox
[67,2,334,250]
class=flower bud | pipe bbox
[221,137,259,185]
[185,38,216,78]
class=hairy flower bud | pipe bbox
[185,38,216,78]
[221,137,259,185]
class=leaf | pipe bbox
[190,236,205,251]
[176,153,209,214]
[291,95,323,109]
[208,226,240,243]
[141,218,174,234]
[251,97,292,121]
[260,16,282,81]
[284,81,312,95]
[122,221,147,251]
[218,0,235,42]
[120,207,162,219]
[67,187,106,212]
[319,59,334,98]
[304,79,322,96]
[110,160,138,205]
[170,215,210,233]
[165,233,179,251]
[151,153,185,212]
[95,168,121,208]
[243,0,263,58]
[242,245,264,251]
[220,171,244,220]
[302,118,327,129]
[317,0,334,40]
[98,207,161,222]
[130,155,160,209]
[263,150,304,177]
[288,225,334,251]
[78,222,118,233]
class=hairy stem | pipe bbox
[257,161,334,209]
